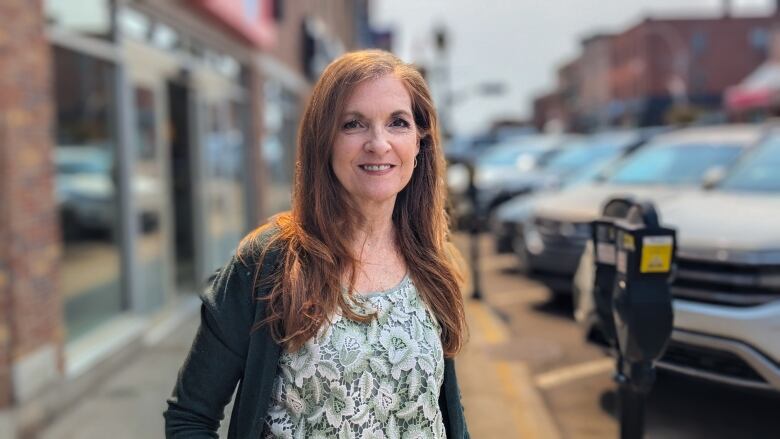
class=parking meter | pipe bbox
[591,198,637,348]
[590,198,676,439]
[612,202,675,387]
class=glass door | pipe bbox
[196,71,249,274]
[124,37,177,306]
[53,46,124,340]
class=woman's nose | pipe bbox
[363,127,391,154]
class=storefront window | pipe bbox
[203,99,248,272]
[45,0,114,40]
[132,86,169,310]
[263,81,299,215]
[53,46,123,340]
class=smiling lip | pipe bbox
[358,163,395,175]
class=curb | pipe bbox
[464,299,562,439]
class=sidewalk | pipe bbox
[38,297,560,438]
[38,312,206,439]
[458,298,561,439]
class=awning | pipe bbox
[191,0,277,50]
[725,61,780,111]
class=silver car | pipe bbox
[574,132,780,392]
[519,124,766,293]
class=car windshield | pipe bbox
[476,144,546,167]
[543,140,624,175]
[606,143,743,185]
[718,137,780,192]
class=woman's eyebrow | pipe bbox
[391,110,413,118]
[342,111,364,119]
[341,109,413,119]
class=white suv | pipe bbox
[574,135,780,392]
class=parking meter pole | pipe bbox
[619,384,646,439]
[467,161,483,301]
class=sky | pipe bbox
[371,0,775,136]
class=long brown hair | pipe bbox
[239,50,466,357]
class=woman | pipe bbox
[164,49,469,438]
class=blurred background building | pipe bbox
[533,0,780,132]
[0,0,389,435]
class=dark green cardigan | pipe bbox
[163,239,470,438]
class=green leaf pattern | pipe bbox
[262,278,445,438]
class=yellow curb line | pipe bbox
[466,300,562,439]
[468,299,509,344]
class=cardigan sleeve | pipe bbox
[163,256,257,438]
[439,358,471,439]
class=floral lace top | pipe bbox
[262,274,446,439]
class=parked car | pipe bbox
[444,128,535,164]
[491,129,663,254]
[447,134,574,228]
[574,131,780,392]
[517,124,766,293]
[473,139,585,217]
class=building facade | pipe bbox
[0,0,374,436]
[534,5,780,131]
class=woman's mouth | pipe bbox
[359,164,393,171]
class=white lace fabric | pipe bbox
[262,275,446,439]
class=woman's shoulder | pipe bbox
[236,222,286,271]
[201,225,285,325]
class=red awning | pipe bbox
[191,0,276,50]
[725,87,776,111]
[726,61,780,112]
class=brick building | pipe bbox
[578,33,614,129]
[535,3,780,131]
[0,0,377,436]
[0,1,61,430]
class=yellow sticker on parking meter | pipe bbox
[640,236,673,273]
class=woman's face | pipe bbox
[331,74,419,211]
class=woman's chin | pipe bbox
[353,191,400,207]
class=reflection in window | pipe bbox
[53,46,123,340]
[203,99,248,272]
[135,87,157,159]
[263,81,300,215]
[133,85,168,310]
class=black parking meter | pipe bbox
[612,202,675,383]
[591,198,637,348]
[591,198,676,439]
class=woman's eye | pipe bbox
[342,120,361,130]
[390,117,410,128]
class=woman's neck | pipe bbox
[352,213,395,256]
[351,197,397,253]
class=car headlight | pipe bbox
[523,219,545,254]
[534,217,590,240]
